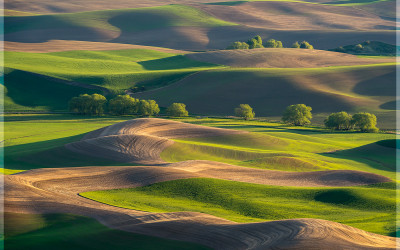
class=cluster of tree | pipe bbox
[226,35,283,50]
[234,103,378,133]
[331,41,395,56]
[292,41,314,49]
[227,36,314,50]
[324,111,379,132]
[69,94,160,116]
[69,94,107,115]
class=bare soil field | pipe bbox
[195,1,395,30]
[186,48,395,68]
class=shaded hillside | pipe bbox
[134,64,395,127]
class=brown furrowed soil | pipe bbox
[186,48,395,68]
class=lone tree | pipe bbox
[226,41,249,50]
[69,93,107,115]
[264,39,283,48]
[138,99,160,116]
[352,112,379,132]
[235,104,255,120]
[300,41,314,49]
[282,104,312,126]
[167,103,189,117]
[324,112,353,130]
[109,95,139,115]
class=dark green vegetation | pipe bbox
[226,35,284,49]
[332,41,396,56]
[325,111,379,132]
[282,104,312,126]
[69,94,107,115]
[234,104,255,120]
[81,178,396,236]
[5,213,210,250]
[166,103,189,117]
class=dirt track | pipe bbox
[5,118,397,249]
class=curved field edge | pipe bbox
[4,212,211,250]
[80,178,396,236]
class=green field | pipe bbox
[4,49,222,111]
[5,213,210,250]
[81,178,396,236]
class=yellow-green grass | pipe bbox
[4,49,223,102]
[5,212,210,250]
[4,4,236,34]
[134,64,396,129]
[163,118,396,178]
[3,114,137,171]
[81,178,397,236]
[0,168,25,175]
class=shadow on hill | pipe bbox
[4,69,100,111]
[320,140,397,172]
[380,100,398,110]
[5,133,133,170]
[353,70,395,97]
[138,55,216,70]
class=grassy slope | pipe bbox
[5,213,210,250]
[162,118,396,179]
[134,64,396,129]
[4,5,236,34]
[3,114,137,170]
[4,49,222,111]
[81,178,396,236]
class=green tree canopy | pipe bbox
[282,104,312,126]
[234,104,255,120]
[247,36,264,49]
[226,41,249,50]
[292,41,300,48]
[109,95,139,115]
[352,112,379,132]
[138,99,160,116]
[300,41,314,49]
[324,112,353,130]
[166,103,189,117]
[69,93,107,115]
[264,39,283,48]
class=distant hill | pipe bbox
[331,41,397,56]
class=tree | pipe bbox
[300,41,314,49]
[324,112,353,130]
[109,95,139,115]
[247,36,264,49]
[264,39,283,48]
[234,104,255,120]
[282,104,312,126]
[69,93,107,115]
[166,103,189,117]
[226,41,249,50]
[352,112,379,132]
[292,41,300,48]
[138,99,160,116]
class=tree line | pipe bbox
[69,94,189,117]
[226,35,314,50]
[234,103,379,133]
